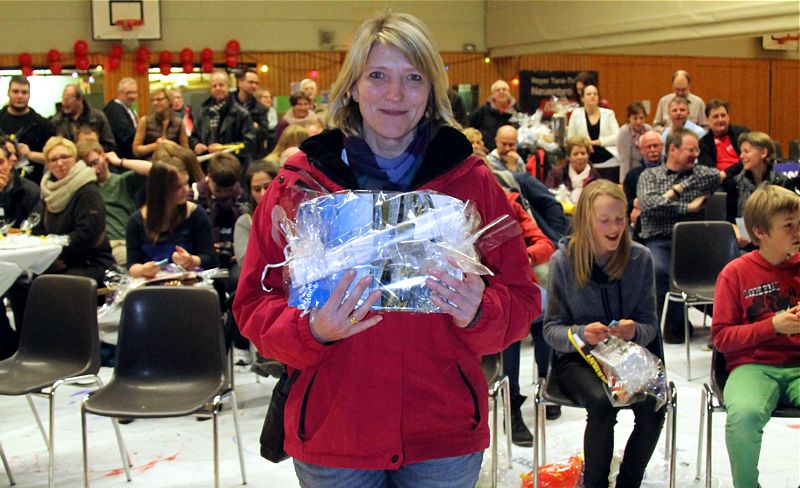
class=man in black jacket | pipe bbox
[190,71,257,172]
[103,78,139,160]
[0,75,56,184]
[51,84,116,153]
[233,69,271,160]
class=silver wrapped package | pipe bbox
[590,336,668,409]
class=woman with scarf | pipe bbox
[274,91,323,142]
[40,136,114,283]
[546,135,601,205]
[234,11,538,487]
[544,180,665,488]
[132,87,189,159]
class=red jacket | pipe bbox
[233,127,539,469]
[712,251,800,372]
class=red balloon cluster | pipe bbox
[48,49,62,75]
[159,50,172,75]
[180,48,194,74]
[18,52,33,76]
[135,47,150,74]
[107,44,123,71]
[74,39,90,71]
[225,39,240,68]
[201,47,214,73]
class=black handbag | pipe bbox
[260,369,299,463]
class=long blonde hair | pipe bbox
[568,179,631,287]
[326,11,457,134]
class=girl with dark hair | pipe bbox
[125,159,217,278]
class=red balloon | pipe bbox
[19,52,33,66]
[160,63,171,76]
[135,60,149,74]
[110,45,123,58]
[21,65,34,76]
[202,60,214,73]
[135,47,150,62]
[182,62,194,74]
[107,56,121,70]
[179,48,193,63]
[225,54,237,68]
[200,48,213,61]
[50,62,63,75]
[226,39,240,54]
[159,50,171,64]
[76,57,90,71]
[74,40,89,56]
[47,49,61,62]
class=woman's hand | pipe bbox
[309,269,383,343]
[172,245,196,269]
[584,322,609,345]
[608,319,636,341]
[140,261,161,279]
[426,261,485,328]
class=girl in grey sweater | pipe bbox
[543,179,665,488]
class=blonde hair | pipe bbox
[267,124,310,163]
[568,179,631,287]
[566,135,591,156]
[326,11,457,135]
[738,131,776,167]
[744,185,799,245]
[43,136,77,161]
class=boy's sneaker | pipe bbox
[233,348,252,366]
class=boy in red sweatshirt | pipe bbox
[712,184,800,488]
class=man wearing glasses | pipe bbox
[51,84,116,153]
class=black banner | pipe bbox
[518,70,597,114]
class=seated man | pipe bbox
[0,142,41,359]
[661,96,706,146]
[712,185,799,488]
[637,128,721,343]
[487,125,524,173]
[76,140,151,266]
[623,131,664,240]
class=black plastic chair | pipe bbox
[789,139,800,161]
[696,349,800,487]
[80,286,246,488]
[0,275,129,488]
[702,192,728,222]
[533,331,677,488]
[661,221,738,380]
[481,353,511,488]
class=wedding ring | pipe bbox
[349,315,359,325]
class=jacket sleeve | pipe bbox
[95,112,117,153]
[543,250,581,353]
[629,249,658,348]
[59,185,107,263]
[599,109,620,148]
[238,111,258,159]
[233,174,341,370]
[617,125,633,178]
[452,169,540,355]
[566,108,582,139]
[513,199,555,266]
[233,213,250,263]
[189,208,219,269]
[125,211,147,268]
[637,170,689,217]
[711,265,777,353]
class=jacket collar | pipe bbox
[298,125,473,191]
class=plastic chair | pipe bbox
[696,349,800,487]
[661,221,738,380]
[532,331,677,488]
[80,286,246,488]
[0,275,128,488]
[481,353,512,488]
[789,139,800,161]
[702,192,728,222]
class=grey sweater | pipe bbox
[543,239,658,354]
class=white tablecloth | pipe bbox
[0,237,62,296]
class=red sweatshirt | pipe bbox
[712,251,800,372]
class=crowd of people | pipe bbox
[0,10,798,488]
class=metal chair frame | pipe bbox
[482,353,512,488]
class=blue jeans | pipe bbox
[644,238,683,331]
[293,451,483,488]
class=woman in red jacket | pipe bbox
[233,11,539,487]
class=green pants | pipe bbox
[723,363,800,488]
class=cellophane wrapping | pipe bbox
[591,336,668,409]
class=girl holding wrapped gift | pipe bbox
[543,179,665,488]
[234,11,539,487]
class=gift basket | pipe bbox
[269,189,519,312]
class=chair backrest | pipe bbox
[789,139,800,161]
[702,192,728,222]
[710,348,728,401]
[17,275,99,376]
[113,286,225,387]
[670,221,739,292]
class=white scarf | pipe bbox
[40,161,97,213]
[567,163,591,204]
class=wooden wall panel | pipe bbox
[2,51,797,152]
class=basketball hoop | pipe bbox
[115,19,144,50]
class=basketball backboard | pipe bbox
[91,0,161,40]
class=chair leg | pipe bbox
[26,394,48,447]
[704,392,714,488]
[682,296,692,381]
[500,377,512,470]
[532,381,540,488]
[0,438,15,486]
[227,389,247,485]
[659,292,671,334]
[47,379,68,488]
[695,390,705,481]
[212,395,222,488]
[668,382,677,488]
[81,400,90,488]
[490,387,498,488]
